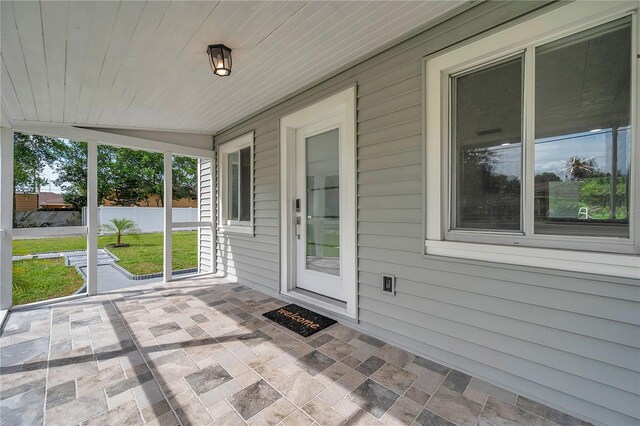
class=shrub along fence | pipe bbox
[14,210,82,227]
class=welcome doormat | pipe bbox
[262,304,336,337]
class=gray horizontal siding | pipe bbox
[215,122,281,295]
[198,158,214,273]
[357,296,637,414]
[356,309,636,425]
[357,285,638,380]
[357,271,639,353]
[213,1,640,425]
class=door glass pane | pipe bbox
[306,128,340,276]
[239,147,251,222]
[534,17,631,238]
[451,56,523,231]
[228,151,239,222]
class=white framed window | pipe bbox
[424,1,639,278]
[218,131,254,235]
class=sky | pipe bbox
[488,128,631,180]
[40,165,62,193]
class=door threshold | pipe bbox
[294,288,345,308]
[283,288,356,322]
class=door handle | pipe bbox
[295,199,301,239]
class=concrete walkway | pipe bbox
[65,249,115,267]
[16,248,165,292]
[64,249,161,292]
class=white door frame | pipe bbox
[279,86,357,319]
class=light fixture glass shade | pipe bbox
[207,44,232,77]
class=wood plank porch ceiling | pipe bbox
[1,1,462,134]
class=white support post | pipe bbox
[163,153,172,282]
[197,159,202,274]
[0,126,13,310]
[211,153,217,274]
[86,142,98,295]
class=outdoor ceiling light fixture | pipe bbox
[208,44,232,76]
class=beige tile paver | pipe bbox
[0,278,595,426]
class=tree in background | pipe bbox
[458,147,521,228]
[54,144,197,207]
[57,145,165,207]
[13,132,65,223]
[138,151,165,207]
[564,156,601,180]
[100,146,154,206]
[52,142,116,209]
[579,177,627,219]
[15,134,199,208]
[559,156,627,220]
[52,141,89,209]
[14,132,63,193]
[534,172,561,184]
[172,156,198,202]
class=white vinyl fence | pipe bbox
[93,206,198,233]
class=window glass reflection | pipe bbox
[452,56,523,231]
[534,17,631,238]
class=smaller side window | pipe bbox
[218,132,254,234]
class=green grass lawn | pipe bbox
[11,231,198,305]
[109,231,198,275]
[12,258,85,306]
[13,231,198,274]
[12,234,89,255]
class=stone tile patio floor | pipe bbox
[0,276,593,426]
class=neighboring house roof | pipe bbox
[38,191,65,206]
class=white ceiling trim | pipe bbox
[11,121,214,158]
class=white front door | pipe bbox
[280,86,357,317]
[295,121,346,301]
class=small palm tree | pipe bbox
[101,218,140,247]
